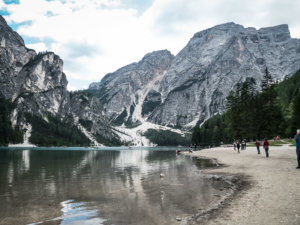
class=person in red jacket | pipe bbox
[263,138,269,158]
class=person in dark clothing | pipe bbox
[263,138,269,158]
[294,129,300,169]
[241,140,246,150]
[233,141,237,150]
[237,142,240,153]
[255,140,261,154]
[194,144,197,151]
[189,144,193,153]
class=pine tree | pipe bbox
[225,78,258,140]
[291,90,300,132]
[259,68,284,138]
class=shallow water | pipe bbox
[0,149,228,225]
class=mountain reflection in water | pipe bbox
[0,149,227,225]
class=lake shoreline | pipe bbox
[183,145,300,225]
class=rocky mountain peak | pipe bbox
[141,49,174,65]
[0,15,25,48]
[0,15,118,146]
[91,22,300,129]
[258,24,290,42]
[192,22,244,39]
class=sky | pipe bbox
[1,0,300,90]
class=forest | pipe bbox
[0,95,23,146]
[143,129,191,146]
[192,69,300,147]
[25,113,91,146]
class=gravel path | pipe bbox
[185,145,300,225]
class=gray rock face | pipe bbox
[70,91,116,141]
[150,23,300,127]
[0,15,115,144]
[90,22,300,128]
[0,16,36,99]
[89,50,174,125]
[15,52,70,117]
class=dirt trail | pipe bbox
[185,146,300,225]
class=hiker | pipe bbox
[242,140,246,150]
[233,141,237,150]
[189,144,193,153]
[263,138,269,158]
[294,129,300,169]
[255,139,261,154]
[237,142,240,153]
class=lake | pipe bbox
[0,148,231,225]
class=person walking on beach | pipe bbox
[237,142,240,153]
[263,138,269,158]
[189,144,193,153]
[294,129,300,169]
[242,140,247,150]
[233,141,237,150]
[255,139,261,154]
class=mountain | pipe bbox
[0,15,117,146]
[89,50,174,127]
[90,22,300,129]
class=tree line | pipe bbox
[192,68,300,146]
[25,113,91,146]
[144,129,191,146]
[0,95,23,146]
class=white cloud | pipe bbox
[3,0,300,89]
[26,42,47,52]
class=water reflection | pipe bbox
[0,149,226,225]
[29,200,106,225]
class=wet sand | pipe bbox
[184,145,300,225]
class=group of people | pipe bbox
[232,129,300,169]
[233,138,272,158]
[233,140,247,153]
[255,139,270,157]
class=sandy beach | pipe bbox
[184,145,300,225]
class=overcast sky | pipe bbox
[1,0,300,90]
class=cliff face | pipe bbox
[0,16,115,145]
[89,50,174,126]
[90,23,300,128]
[70,91,117,144]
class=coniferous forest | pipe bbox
[192,69,300,147]
[25,113,91,146]
[0,95,24,146]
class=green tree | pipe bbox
[225,78,258,140]
[291,90,300,132]
[259,68,284,138]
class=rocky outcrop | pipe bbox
[0,15,116,145]
[89,50,174,125]
[90,23,300,128]
[70,91,117,143]
[0,16,36,99]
